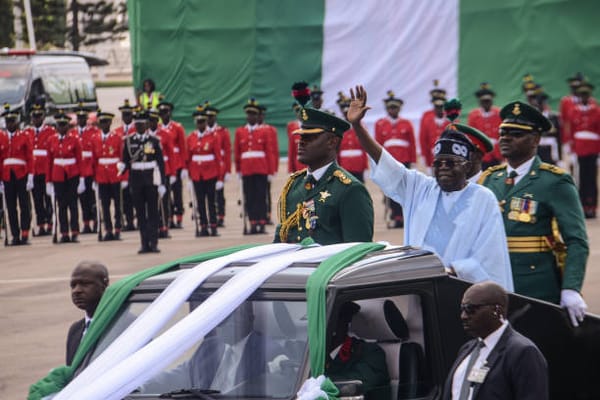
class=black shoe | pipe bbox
[20,237,29,245]
[250,225,258,235]
[82,225,93,234]
[200,229,210,237]
[258,224,266,234]
[169,221,177,229]
[138,247,150,254]
[124,224,136,232]
[114,232,121,240]
[210,228,219,237]
[103,232,115,241]
[175,221,183,229]
[149,246,161,253]
[217,219,225,227]
[393,220,404,229]
[10,237,20,246]
[60,235,71,243]
[70,235,79,243]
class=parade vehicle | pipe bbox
[0,48,104,124]
[42,243,599,400]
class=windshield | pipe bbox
[0,61,31,104]
[37,60,96,104]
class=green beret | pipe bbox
[500,101,551,133]
[293,107,350,138]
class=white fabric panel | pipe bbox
[321,0,459,140]
[55,243,300,400]
[68,243,358,400]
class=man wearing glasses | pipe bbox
[480,101,589,327]
[443,281,548,400]
[346,85,512,290]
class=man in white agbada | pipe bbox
[347,85,513,291]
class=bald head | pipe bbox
[461,281,508,338]
[465,281,508,315]
[71,261,109,317]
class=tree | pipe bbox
[15,0,67,49]
[0,0,15,47]
[69,0,128,50]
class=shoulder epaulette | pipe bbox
[477,164,506,184]
[539,163,566,175]
[333,169,352,185]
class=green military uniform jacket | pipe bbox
[274,162,374,245]
[326,337,390,399]
[480,156,588,303]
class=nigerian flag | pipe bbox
[128,0,600,153]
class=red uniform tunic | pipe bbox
[209,124,231,176]
[287,119,306,173]
[234,124,275,176]
[151,128,176,177]
[419,110,450,167]
[374,116,416,163]
[0,129,33,181]
[160,120,187,171]
[47,133,83,182]
[338,128,368,175]
[262,123,279,174]
[567,104,600,156]
[24,124,56,176]
[70,125,100,178]
[92,131,123,184]
[114,123,135,138]
[186,130,223,181]
[467,107,502,162]
[561,95,598,143]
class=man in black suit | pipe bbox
[66,261,109,366]
[443,281,548,400]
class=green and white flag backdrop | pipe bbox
[128,0,600,154]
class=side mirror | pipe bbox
[333,380,364,400]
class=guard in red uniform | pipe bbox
[258,104,279,225]
[375,91,416,228]
[114,99,136,231]
[287,102,306,173]
[336,92,368,182]
[205,101,231,227]
[186,106,223,236]
[234,98,276,234]
[148,108,175,238]
[467,82,502,169]
[0,104,33,245]
[560,73,597,144]
[419,80,449,170]
[92,111,123,241]
[47,112,84,243]
[564,80,600,218]
[71,104,99,233]
[158,101,187,229]
[24,104,55,236]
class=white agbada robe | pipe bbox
[370,150,513,291]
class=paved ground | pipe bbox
[1,87,598,399]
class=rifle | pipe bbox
[51,191,58,244]
[95,183,102,241]
[188,181,200,237]
[238,176,248,235]
[1,192,8,246]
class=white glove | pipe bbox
[0,182,4,194]
[77,177,85,194]
[120,180,129,189]
[562,143,572,156]
[158,184,166,198]
[560,289,587,327]
[237,172,242,180]
[180,168,189,181]
[267,174,273,182]
[46,182,54,196]
[117,161,126,175]
[215,180,224,191]
[26,174,34,191]
[224,173,231,182]
[169,175,176,185]
[92,182,98,192]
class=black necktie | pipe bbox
[304,175,316,191]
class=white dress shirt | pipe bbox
[306,161,334,183]
[506,156,536,186]
[210,334,250,392]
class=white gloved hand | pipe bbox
[92,182,98,192]
[120,180,129,189]
[180,168,189,181]
[0,182,4,194]
[267,174,273,182]
[215,180,224,191]
[26,174,34,191]
[77,177,85,194]
[116,161,126,175]
[169,175,176,185]
[560,289,587,327]
[158,184,166,198]
[46,182,54,196]
[224,172,231,182]
[562,143,572,157]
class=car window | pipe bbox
[37,61,96,105]
[0,62,31,104]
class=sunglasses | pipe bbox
[499,129,532,138]
[432,159,467,169]
[460,303,495,315]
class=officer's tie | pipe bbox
[502,170,518,197]
[458,340,485,400]
[304,174,316,191]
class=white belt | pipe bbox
[98,157,119,165]
[82,151,93,158]
[339,149,363,157]
[383,138,410,148]
[3,158,26,166]
[54,158,76,166]
[131,161,157,170]
[574,131,600,141]
[33,149,48,156]
[192,154,215,162]
[241,150,266,159]
[173,147,180,153]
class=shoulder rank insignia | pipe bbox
[539,163,566,175]
[333,170,352,185]
[319,190,332,202]
[477,164,506,184]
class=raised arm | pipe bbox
[348,85,383,162]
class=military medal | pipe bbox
[319,190,331,202]
[508,211,519,220]
[144,142,155,154]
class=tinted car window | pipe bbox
[37,61,96,104]
[0,61,31,104]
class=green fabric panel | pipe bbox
[305,243,386,377]
[128,0,325,156]
[27,243,259,400]
[459,0,600,112]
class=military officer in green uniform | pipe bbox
[274,107,374,245]
[480,101,589,326]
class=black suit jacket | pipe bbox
[442,325,548,400]
[66,318,85,366]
